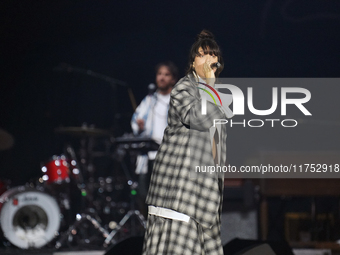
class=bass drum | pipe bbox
[0,186,60,249]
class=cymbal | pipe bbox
[0,128,14,151]
[55,126,112,137]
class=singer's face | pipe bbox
[193,47,218,78]
[156,66,176,90]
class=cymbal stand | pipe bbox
[81,137,93,202]
[55,212,109,249]
[56,140,106,249]
[103,144,146,247]
[103,179,146,247]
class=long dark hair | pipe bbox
[186,29,224,77]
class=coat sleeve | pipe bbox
[170,79,226,131]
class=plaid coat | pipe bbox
[145,73,232,230]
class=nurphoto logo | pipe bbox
[198,80,312,128]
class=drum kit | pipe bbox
[0,126,159,250]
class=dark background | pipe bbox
[1,0,340,184]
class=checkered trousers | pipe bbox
[142,212,223,255]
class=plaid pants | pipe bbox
[142,213,223,255]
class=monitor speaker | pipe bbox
[104,235,144,255]
[223,238,294,255]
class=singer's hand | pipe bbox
[136,119,145,131]
[203,58,216,86]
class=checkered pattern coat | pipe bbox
[146,73,232,229]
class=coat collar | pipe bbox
[187,72,197,86]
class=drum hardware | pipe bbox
[38,147,94,249]
[55,124,112,205]
[56,135,157,247]
[49,129,158,248]
[49,138,111,249]
[32,174,76,238]
[54,173,130,249]
[55,211,110,249]
[103,180,146,247]
[64,144,85,190]
[0,134,157,249]
[53,198,111,249]
[39,153,77,226]
[103,136,159,247]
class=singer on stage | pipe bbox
[142,30,233,255]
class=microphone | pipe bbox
[211,62,221,69]
[148,83,157,95]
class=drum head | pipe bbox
[0,186,60,248]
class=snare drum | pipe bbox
[0,186,60,248]
[41,155,70,184]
